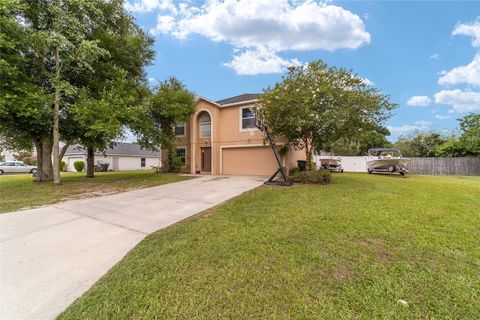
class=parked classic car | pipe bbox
[0,161,37,175]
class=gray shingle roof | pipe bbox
[65,143,161,157]
[216,93,262,106]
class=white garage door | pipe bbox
[67,157,84,172]
[222,146,278,176]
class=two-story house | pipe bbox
[170,93,305,176]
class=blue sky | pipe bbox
[125,0,480,141]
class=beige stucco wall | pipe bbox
[175,98,304,176]
[285,148,306,171]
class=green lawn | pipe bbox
[0,171,190,213]
[58,173,480,319]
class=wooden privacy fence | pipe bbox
[407,157,480,176]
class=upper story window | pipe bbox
[199,112,211,138]
[241,107,256,130]
[175,122,185,136]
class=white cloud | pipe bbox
[430,53,439,60]
[387,120,431,135]
[406,95,432,107]
[224,48,300,75]
[434,89,480,112]
[152,15,176,34]
[144,0,370,74]
[361,78,374,86]
[438,53,480,86]
[415,120,432,127]
[125,0,177,13]
[387,125,422,135]
[435,114,451,120]
[148,77,155,82]
[452,18,480,47]
[169,1,370,51]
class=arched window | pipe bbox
[199,112,211,138]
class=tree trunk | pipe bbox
[34,138,54,182]
[34,141,43,182]
[304,138,314,171]
[52,45,61,184]
[86,146,95,178]
[59,141,71,162]
[306,148,313,171]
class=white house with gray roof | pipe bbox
[63,143,161,172]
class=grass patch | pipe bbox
[58,173,480,319]
[0,171,190,213]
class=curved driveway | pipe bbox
[0,175,263,320]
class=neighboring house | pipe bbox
[0,145,37,162]
[64,143,161,172]
[0,148,16,162]
[170,93,305,176]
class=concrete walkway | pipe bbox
[0,175,264,320]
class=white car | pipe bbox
[0,161,37,175]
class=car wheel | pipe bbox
[30,168,37,175]
[368,168,373,174]
[0,169,3,175]
[388,165,396,173]
[400,171,405,176]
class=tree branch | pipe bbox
[59,141,71,162]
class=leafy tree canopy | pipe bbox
[0,0,154,181]
[257,60,397,168]
[131,77,195,152]
[393,131,447,157]
[436,113,480,157]
[323,125,392,156]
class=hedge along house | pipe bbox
[170,94,305,176]
[64,143,161,172]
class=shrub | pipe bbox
[168,155,183,173]
[74,161,85,172]
[59,161,66,172]
[289,167,300,176]
[289,169,331,184]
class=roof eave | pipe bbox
[195,96,223,108]
[218,99,260,108]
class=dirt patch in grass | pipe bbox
[0,172,191,213]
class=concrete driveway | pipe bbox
[0,175,264,320]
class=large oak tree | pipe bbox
[0,0,153,182]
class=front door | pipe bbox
[201,147,211,172]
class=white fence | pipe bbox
[314,156,367,172]
[314,155,480,175]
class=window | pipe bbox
[2,162,14,166]
[176,148,186,165]
[14,163,26,166]
[199,113,211,138]
[140,158,146,167]
[175,122,185,136]
[241,107,256,129]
